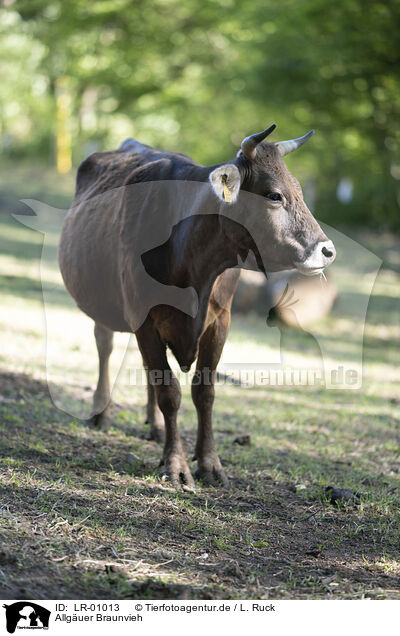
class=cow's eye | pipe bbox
[266,192,283,202]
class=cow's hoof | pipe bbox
[160,453,195,490]
[86,412,111,431]
[195,467,229,488]
[195,455,229,488]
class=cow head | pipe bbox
[209,125,335,275]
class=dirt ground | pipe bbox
[1,365,399,600]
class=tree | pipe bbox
[2,0,399,227]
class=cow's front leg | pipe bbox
[191,312,230,487]
[156,374,194,488]
[136,319,194,489]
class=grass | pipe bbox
[0,163,399,599]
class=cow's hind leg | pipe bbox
[87,322,114,429]
[145,370,165,443]
[135,319,194,489]
[192,310,230,487]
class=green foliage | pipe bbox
[1,0,399,227]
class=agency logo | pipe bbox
[3,603,50,634]
[15,183,381,420]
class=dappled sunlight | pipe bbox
[0,0,399,603]
[1,180,399,599]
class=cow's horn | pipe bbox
[240,124,276,160]
[275,130,314,157]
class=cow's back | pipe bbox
[75,139,198,201]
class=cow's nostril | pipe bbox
[322,246,333,258]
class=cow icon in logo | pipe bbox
[3,602,50,634]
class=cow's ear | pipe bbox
[209,164,241,203]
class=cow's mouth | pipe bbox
[294,264,325,276]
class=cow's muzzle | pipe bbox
[294,240,336,276]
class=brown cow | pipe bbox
[59,125,335,488]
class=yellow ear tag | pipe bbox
[222,175,232,203]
